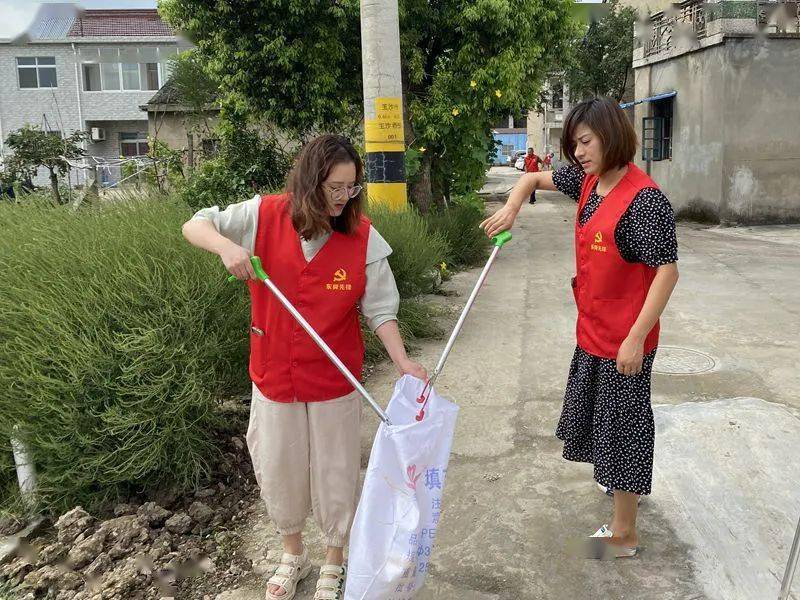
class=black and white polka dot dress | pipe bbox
[550,164,678,496]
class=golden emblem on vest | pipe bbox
[326,268,353,291]
[591,231,607,253]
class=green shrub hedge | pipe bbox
[0,190,488,513]
[0,193,249,512]
[427,193,491,269]
[367,204,450,297]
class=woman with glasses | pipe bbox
[182,134,426,600]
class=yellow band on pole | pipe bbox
[366,182,408,211]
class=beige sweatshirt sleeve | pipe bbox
[190,194,261,253]
[361,226,400,332]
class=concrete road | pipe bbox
[226,189,800,600]
[480,166,525,198]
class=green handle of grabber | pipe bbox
[492,230,512,248]
[226,256,270,283]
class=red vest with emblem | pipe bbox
[572,163,660,359]
[248,194,369,402]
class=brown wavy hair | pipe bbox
[286,134,364,239]
[562,97,637,174]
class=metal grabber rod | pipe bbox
[779,512,800,600]
[229,258,391,425]
[417,231,513,408]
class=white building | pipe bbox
[0,3,185,186]
[526,78,571,167]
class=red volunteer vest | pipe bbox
[525,155,540,173]
[248,194,369,402]
[572,163,660,359]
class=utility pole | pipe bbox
[360,0,407,209]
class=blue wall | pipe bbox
[493,132,528,165]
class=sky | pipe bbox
[0,0,158,39]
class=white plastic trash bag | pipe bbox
[345,375,459,600]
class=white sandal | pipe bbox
[313,564,346,600]
[589,524,639,558]
[265,547,313,600]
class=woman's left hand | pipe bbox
[616,335,645,376]
[395,358,428,381]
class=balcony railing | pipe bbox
[644,1,800,58]
[644,0,707,57]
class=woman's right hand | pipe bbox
[220,241,256,280]
[480,203,520,239]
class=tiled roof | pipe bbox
[67,9,174,37]
[145,79,181,105]
[143,79,221,112]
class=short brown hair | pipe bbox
[286,134,364,239]
[562,97,637,173]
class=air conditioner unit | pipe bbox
[91,127,106,141]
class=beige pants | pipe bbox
[246,384,362,547]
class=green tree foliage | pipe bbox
[4,125,88,204]
[168,50,219,115]
[399,0,574,208]
[179,116,293,212]
[563,0,637,102]
[158,0,363,137]
[158,0,575,209]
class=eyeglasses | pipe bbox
[323,184,363,200]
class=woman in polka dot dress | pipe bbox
[481,97,679,557]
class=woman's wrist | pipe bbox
[509,174,537,210]
[508,196,525,212]
[391,353,411,368]
[626,328,648,344]
[213,236,238,256]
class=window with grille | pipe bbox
[551,83,564,110]
[642,97,673,161]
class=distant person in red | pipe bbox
[524,148,542,203]
[543,152,554,171]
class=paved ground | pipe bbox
[223,171,800,599]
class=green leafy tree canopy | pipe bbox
[563,0,636,102]
[158,0,362,137]
[400,0,575,207]
[5,125,88,204]
[158,0,575,207]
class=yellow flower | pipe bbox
[440,262,448,271]
[452,108,460,116]
[470,80,477,88]
[419,146,426,153]
[495,89,502,98]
